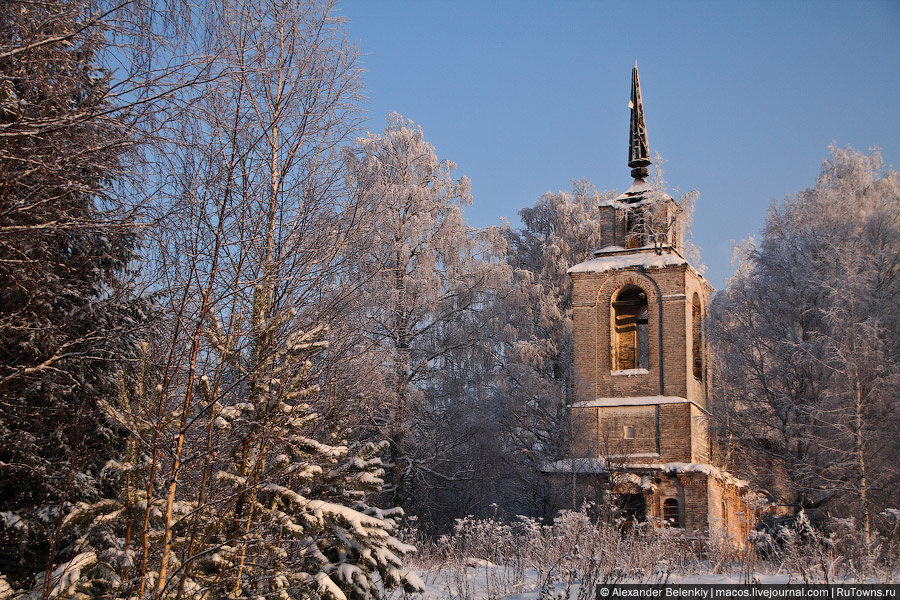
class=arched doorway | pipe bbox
[663,498,682,528]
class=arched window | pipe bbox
[663,498,682,527]
[691,293,703,381]
[613,286,648,371]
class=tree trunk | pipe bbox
[853,375,872,546]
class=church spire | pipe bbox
[628,61,651,180]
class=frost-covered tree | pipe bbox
[0,1,147,590]
[23,0,422,597]
[493,181,609,514]
[710,146,900,541]
[192,306,420,600]
[136,0,366,591]
[60,312,422,599]
[343,113,510,519]
[0,0,404,596]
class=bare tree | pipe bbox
[710,146,900,542]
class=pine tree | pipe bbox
[191,304,422,599]
[0,0,144,590]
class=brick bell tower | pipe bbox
[545,64,753,545]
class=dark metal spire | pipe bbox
[628,61,651,180]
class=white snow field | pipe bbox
[382,511,899,600]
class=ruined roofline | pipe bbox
[590,243,684,258]
[567,245,710,291]
[541,459,751,489]
[602,186,675,208]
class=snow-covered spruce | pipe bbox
[57,315,422,599]
[196,314,423,599]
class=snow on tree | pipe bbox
[343,113,511,522]
[191,311,422,600]
[0,0,149,591]
[56,316,423,599]
[7,0,423,596]
[492,181,609,515]
[130,0,368,592]
[710,146,900,541]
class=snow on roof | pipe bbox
[619,471,657,492]
[597,197,627,208]
[597,182,675,207]
[623,178,653,195]
[540,458,609,474]
[568,250,686,275]
[573,396,689,408]
[661,462,750,489]
[541,458,749,489]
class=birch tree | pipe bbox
[343,113,510,519]
[710,146,900,541]
[494,181,609,515]
[122,0,415,595]
[10,0,423,597]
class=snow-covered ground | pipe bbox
[385,511,899,599]
[399,563,894,600]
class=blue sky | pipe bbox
[340,0,900,290]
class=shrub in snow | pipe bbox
[403,505,900,597]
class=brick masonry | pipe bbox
[552,199,754,546]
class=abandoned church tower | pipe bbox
[546,64,753,545]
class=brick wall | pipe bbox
[562,217,744,540]
[684,272,714,410]
[598,405,657,457]
[572,268,666,402]
[571,407,597,457]
[570,260,713,465]
[599,205,617,248]
[680,473,710,532]
[571,262,711,404]
[707,478,754,548]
